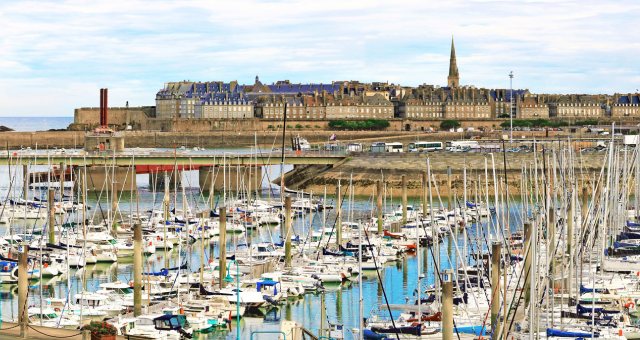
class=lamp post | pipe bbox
[509,71,514,144]
[224,260,241,340]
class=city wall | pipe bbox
[139,117,509,132]
[0,129,570,150]
[70,106,154,130]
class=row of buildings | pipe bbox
[153,40,639,121]
[155,78,640,120]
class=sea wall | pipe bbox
[289,152,606,197]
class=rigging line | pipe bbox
[316,182,348,257]
[424,238,463,340]
[361,225,401,340]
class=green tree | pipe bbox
[440,120,461,130]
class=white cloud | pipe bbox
[0,0,638,116]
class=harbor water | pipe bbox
[0,160,519,339]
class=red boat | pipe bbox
[383,230,404,239]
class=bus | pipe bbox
[408,141,443,152]
[445,140,480,152]
[370,142,386,153]
[384,142,404,153]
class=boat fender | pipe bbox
[625,299,635,310]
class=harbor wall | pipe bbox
[287,152,607,197]
[0,129,569,149]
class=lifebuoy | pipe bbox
[625,299,635,309]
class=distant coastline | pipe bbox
[0,116,72,132]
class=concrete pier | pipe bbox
[199,165,262,193]
[84,166,136,192]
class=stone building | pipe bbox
[324,93,394,119]
[549,95,605,118]
[611,94,640,117]
[195,95,253,119]
[518,94,549,118]
[156,81,247,119]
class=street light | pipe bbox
[224,260,241,340]
[509,71,514,144]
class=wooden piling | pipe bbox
[133,222,142,317]
[401,175,407,225]
[524,222,532,306]
[422,171,428,220]
[376,180,383,234]
[285,196,292,268]
[442,271,453,340]
[200,212,207,285]
[18,245,28,338]
[581,186,589,221]
[111,181,119,236]
[336,181,342,246]
[219,207,227,288]
[22,165,28,200]
[48,188,55,244]
[491,242,501,339]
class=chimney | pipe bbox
[99,88,104,126]
[103,88,108,127]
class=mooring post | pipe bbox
[524,222,532,306]
[422,171,428,221]
[22,164,29,200]
[376,180,383,234]
[111,181,119,236]
[133,222,142,317]
[47,188,56,244]
[219,207,227,288]
[285,196,292,268]
[336,181,342,246]
[200,211,207,285]
[491,242,502,339]
[442,270,453,340]
[18,245,29,338]
[401,174,408,225]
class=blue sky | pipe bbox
[0,0,638,117]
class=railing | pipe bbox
[250,330,286,339]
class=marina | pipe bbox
[0,134,639,339]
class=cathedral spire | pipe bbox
[448,36,460,88]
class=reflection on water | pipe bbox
[0,170,519,339]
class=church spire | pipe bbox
[447,36,460,88]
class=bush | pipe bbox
[286,125,293,129]
[295,124,303,129]
[574,119,598,126]
[314,125,321,128]
[305,125,311,128]
[499,119,570,129]
[328,119,390,130]
[440,120,461,130]
[267,125,274,129]
[83,321,117,336]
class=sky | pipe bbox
[0,0,639,117]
